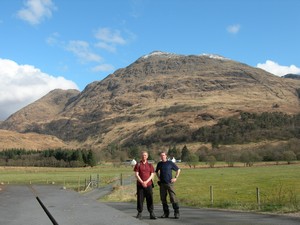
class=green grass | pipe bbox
[174,163,300,212]
[0,164,133,191]
[1,163,300,213]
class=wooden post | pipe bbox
[210,185,214,206]
[78,176,80,192]
[256,187,261,210]
[97,174,99,188]
[120,173,123,186]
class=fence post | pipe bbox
[256,187,261,210]
[97,174,99,188]
[77,176,80,192]
[210,185,214,206]
[120,173,123,186]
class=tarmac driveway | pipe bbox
[105,202,300,225]
[0,185,147,225]
[1,184,300,225]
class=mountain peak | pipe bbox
[201,53,230,61]
[140,51,179,59]
[140,51,230,61]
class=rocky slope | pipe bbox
[1,51,300,150]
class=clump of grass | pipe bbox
[101,184,136,202]
[261,183,300,212]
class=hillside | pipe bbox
[0,129,71,150]
[1,51,300,151]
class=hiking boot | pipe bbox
[174,212,180,219]
[136,212,142,220]
[150,212,157,220]
[160,213,169,218]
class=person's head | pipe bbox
[160,151,167,162]
[141,151,148,161]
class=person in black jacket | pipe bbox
[155,151,181,219]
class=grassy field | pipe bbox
[176,164,300,212]
[1,163,300,213]
[0,164,133,191]
[102,163,300,213]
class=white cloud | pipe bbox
[91,64,115,72]
[46,32,60,46]
[17,0,56,25]
[66,40,102,63]
[95,42,116,53]
[0,58,78,120]
[227,24,240,34]
[95,28,126,45]
[94,28,127,52]
[257,60,300,76]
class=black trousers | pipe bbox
[136,184,154,213]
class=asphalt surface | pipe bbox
[106,202,300,225]
[0,185,147,225]
[1,184,300,225]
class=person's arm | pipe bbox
[135,171,143,184]
[171,169,181,183]
[175,169,180,179]
[155,163,160,181]
[155,169,160,181]
[144,172,154,184]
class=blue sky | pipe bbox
[1,0,300,120]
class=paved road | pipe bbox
[105,202,300,225]
[1,184,300,225]
[0,185,147,225]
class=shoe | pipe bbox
[174,212,180,219]
[150,212,157,220]
[160,213,169,218]
[136,212,142,220]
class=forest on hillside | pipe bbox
[124,111,300,147]
[1,112,300,167]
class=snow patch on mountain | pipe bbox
[201,53,230,60]
[141,51,179,59]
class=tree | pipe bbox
[168,145,180,159]
[224,151,238,167]
[282,151,297,164]
[186,153,198,168]
[206,155,217,168]
[181,145,190,162]
[240,151,261,167]
[128,145,139,159]
[86,150,97,167]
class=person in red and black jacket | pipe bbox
[133,151,157,220]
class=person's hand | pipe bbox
[142,181,147,188]
[171,178,177,183]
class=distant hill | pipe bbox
[1,51,300,151]
[282,73,300,80]
[0,129,72,150]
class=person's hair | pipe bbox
[160,151,167,156]
[141,151,148,155]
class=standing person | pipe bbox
[133,151,157,220]
[155,151,181,219]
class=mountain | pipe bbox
[0,129,71,150]
[1,51,300,150]
[282,74,300,80]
